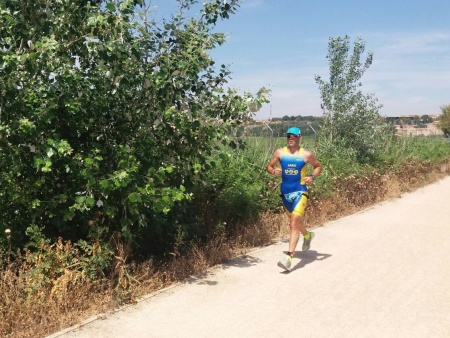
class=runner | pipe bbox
[267,127,322,271]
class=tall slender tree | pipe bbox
[315,36,392,162]
[438,104,450,136]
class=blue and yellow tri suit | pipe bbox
[280,147,309,217]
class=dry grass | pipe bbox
[1,160,449,338]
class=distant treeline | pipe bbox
[386,115,435,128]
[237,114,438,137]
[237,115,323,137]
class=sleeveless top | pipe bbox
[280,147,308,194]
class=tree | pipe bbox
[438,104,450,136]
[421,115,433,124]
[0,0,269,249]
[315,36,392,162]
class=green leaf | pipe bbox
[106,3,116,11]
[85,197,95,207]
[75,196,86,204]
[100,180,110,189]
[128,192,141,203]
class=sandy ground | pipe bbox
[48,176,450,338]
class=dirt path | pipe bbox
[49,176,450,338]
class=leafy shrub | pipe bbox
[0,0,269,253]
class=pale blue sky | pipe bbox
[152,0,450,119]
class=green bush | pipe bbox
[0,0,269,254]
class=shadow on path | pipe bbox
[280,250,332,274]
[222,254,262,269]
[183,255,263,286]
[184,272,220,286]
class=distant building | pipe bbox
[387,114,443,136]
[386,114,440,121]
[428,114,441,120]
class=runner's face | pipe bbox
[286,133,300,145]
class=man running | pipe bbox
[267,127,322,271]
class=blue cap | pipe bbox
[286,127,301,136]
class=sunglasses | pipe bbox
[286,133,299,139]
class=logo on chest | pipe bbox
[284,168,299,175]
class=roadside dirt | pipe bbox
[49,176,450,338]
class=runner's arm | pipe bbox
[304,150,322,185]
[267,149,282,176]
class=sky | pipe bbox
[152,0,450,120]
